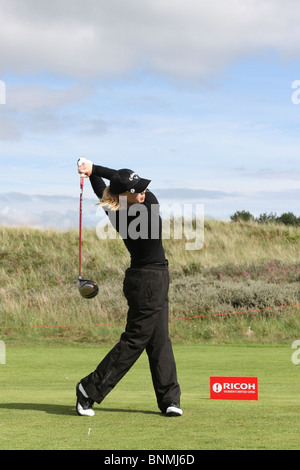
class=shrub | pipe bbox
[276,212,300,226]
[230,210,254,222]
[256,212,277,224]
[231,210,300,226]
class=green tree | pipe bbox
[276,212,300,226]
[256,212,277,224]
[230,210,254,222]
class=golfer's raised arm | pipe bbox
[89,164,117,200]
[92,164,117,180]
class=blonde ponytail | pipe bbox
[99,186,120,211]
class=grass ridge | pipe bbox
[0,220,299,344]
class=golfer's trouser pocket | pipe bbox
[123,266,169,310]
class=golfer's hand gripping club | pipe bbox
[77,156,93,177]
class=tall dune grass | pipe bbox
[0,220,299,345]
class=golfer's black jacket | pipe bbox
[89,165,166,268]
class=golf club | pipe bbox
[77,158,99,299]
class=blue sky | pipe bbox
[0,0,300,229]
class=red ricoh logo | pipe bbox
[210,377,258,400]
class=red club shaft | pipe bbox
[79,176,84,279]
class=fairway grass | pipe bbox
[0,343,300,450]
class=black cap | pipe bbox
[110,169,151,195]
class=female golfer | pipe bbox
[76,159,182,417]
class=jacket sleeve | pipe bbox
[89,164,117,199]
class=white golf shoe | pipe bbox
[76,383,95,417]
[165,403,183,417]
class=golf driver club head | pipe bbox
[78,279,99,299]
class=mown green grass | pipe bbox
[0,344,300,450]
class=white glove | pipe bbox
[77,157,93,176]
[77,157,93,168]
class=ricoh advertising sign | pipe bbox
[210,377,258,400]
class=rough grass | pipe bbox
[0,220,299,345]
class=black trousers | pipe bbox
[81,263,181,413]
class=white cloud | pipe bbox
[0,115,21,140]
[6,83,95,111]
[0,82,102,140]
[242,169,300,181]
[0,193,98,229]
[1,0,300,80]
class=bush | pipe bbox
[230,210,254,222]
[276,212,300,226]
[256,212,277,224]
[231,210,300,226]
